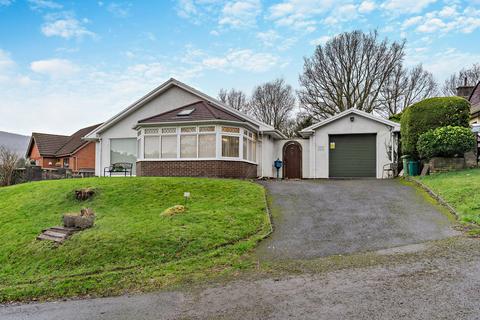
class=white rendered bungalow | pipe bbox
[84,78,400,179]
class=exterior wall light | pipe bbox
[350,116,355,122]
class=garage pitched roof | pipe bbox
[138,101,248,124]
[300,109,400,137]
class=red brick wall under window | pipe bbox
[137,160,257,179]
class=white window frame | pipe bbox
[137,125,256,164]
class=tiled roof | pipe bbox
[469,82,480,115]
[30,123,102,157]
[31,133,70,157]
[56,123,102,156]
[138,101,247,124]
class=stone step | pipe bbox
[43,230,68,239]
[37,233,64,243]
[49,226,79,235]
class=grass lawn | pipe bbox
[415,168,480,225]
[0,177,270,302]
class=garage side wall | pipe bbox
[312,115,393,179]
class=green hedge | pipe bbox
[400,97,470,158]
[417,126,476,159]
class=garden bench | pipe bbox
[104,162,133,177]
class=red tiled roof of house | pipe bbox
[138,101,248,124]
[30,133,70,157]
[56,123,102,156]
[29,123,102,157]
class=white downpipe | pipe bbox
[313,132,317,179]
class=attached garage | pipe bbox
[299,109,400,179]
[328,134,376,178]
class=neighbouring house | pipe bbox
[26,124,101,172]
[84,78,400,179]
[456,80,480,124]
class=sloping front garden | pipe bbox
[0,177,270,302]
[415,168,480,225]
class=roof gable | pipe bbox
[28,133,69,157]
[138,101,248,125]
[84,78,275,139]
[300,109,400,135]
[27,123,102,158]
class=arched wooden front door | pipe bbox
[283,141,302,179]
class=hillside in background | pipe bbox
[0,131,30,158]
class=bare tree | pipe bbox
[298,30,405,120]
[442,63,480,96]
[248,78,295,133]
[0,146,19,186]
[283,112,315,138]
[379,64,438,117]
[218,88,248,112]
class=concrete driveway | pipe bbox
[257,179,457,260]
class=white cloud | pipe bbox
[28,0,62,10]
[408,48,480,81]
[107,2,131,17]
[256,30,280,46]
[417,17,449,32]
[268,0,334,31]
[0,49,15,71]
[358,0,375,13]
[0,0,13,6]
[41,13,96,39]
[0,49,35,86]
[402,16,422,28]
[219,0,261,28]
[202,49,279,72]
[30,59,79,77]
[381,0,436,14]
[176,0,198,19]
[309,35,331,46]
[402,5,480,34]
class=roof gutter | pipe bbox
[133,119,260,132]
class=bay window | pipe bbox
[243,130,256,162]
[161,135,177,158]
[180,135,197,158]
[222,135,239,157]
[199,134,216,158]
[144,136,160,159]
[139,125,255,162]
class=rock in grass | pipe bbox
[75,215,95,229]
[63,213,78,228]
[162,205,186,217]
[75,188,95,201]
[62,208,95,229]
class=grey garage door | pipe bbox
[329,134,376,178]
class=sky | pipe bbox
[0,0,479,135]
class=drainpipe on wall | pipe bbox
[99,138,102,177]
[313,132,316,179]
[390,129,395,163]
